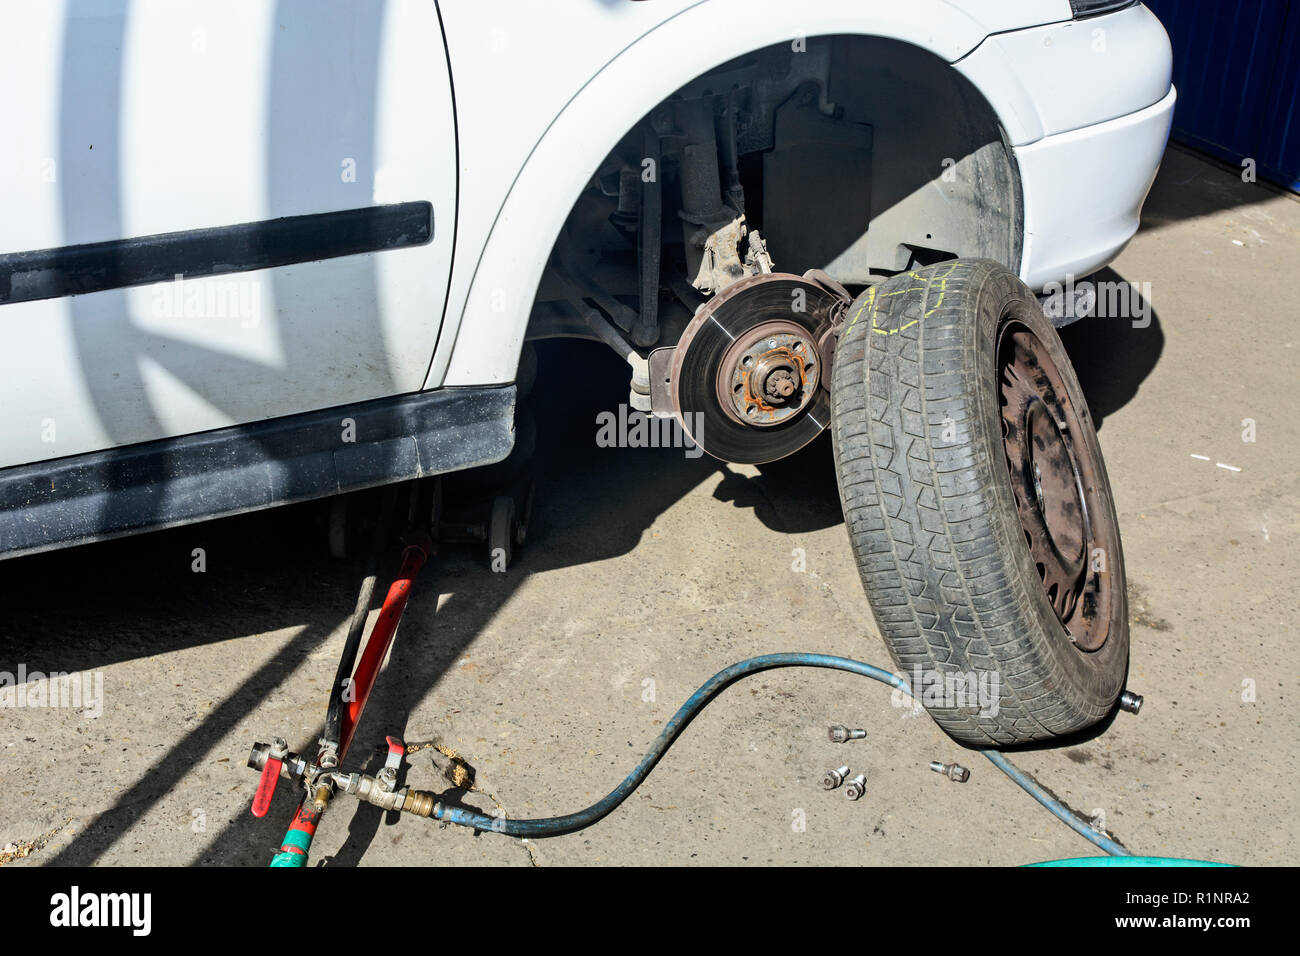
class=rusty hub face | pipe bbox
[715,320,820,426]
[669,272,843,464]
[998,320,1113,651]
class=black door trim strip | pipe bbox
[0,384,514,562]
[0,200,433,306]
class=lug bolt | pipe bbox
[828,725,867,744]
[821,766,850,790]
[844,773,867,800]
[929,761,970,783]
[1119,690,1143,715]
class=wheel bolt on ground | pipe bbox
[1119,690,1143,714]
[828,725,867,743]
[929,761,970,783]
[822,765,850,790]
[845,773,867,800]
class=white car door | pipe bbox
[0,0,457,468]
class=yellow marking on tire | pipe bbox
[843,284,877,334]
[848,263,962,337]
[923,262,960,318]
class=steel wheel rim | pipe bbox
[997,319,1113,651]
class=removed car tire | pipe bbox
[830,259,1128,745]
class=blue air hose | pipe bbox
[432,652,1133,856]
[983,749,1129,856]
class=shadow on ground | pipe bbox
[1140,144,1296,232]
[2,339,849,864]
[1058,267,1165,431]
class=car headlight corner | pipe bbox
[1069,0,1138,18]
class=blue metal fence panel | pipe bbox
[1144,0,1300,192]
[1259,3,1300,190]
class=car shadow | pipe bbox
[1057,267,1165,432]
[1139,143,1295,233]
[7,337,844,865]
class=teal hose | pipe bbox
[434,652,1135,857]
[1030,857,1229,867]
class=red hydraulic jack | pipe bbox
[248,522,434,867]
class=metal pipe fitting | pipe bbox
[247,740,308,781]
[332,770,439,817]
[311,783,333,814]
[401,789,438,818]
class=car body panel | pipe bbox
[0,0,456,467]
[1016,88,1176,288]
[956,3,1173,145]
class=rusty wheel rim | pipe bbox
[998,319,1113,651]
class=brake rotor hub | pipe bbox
[670,272,847,464]
[717,321,821,426]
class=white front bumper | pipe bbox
[956,3,1176,289]
[1016,87,1176,289]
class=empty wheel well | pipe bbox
[527,33,1020,353]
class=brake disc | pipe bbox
[670,272,846,464]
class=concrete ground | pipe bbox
[1,146,1296,867]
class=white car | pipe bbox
[0,0,1173,743]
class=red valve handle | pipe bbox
[251,755,283,817]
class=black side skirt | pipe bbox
[0,386,515,561]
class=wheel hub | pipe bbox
[669,273,844,464]
[717,321,820,426]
